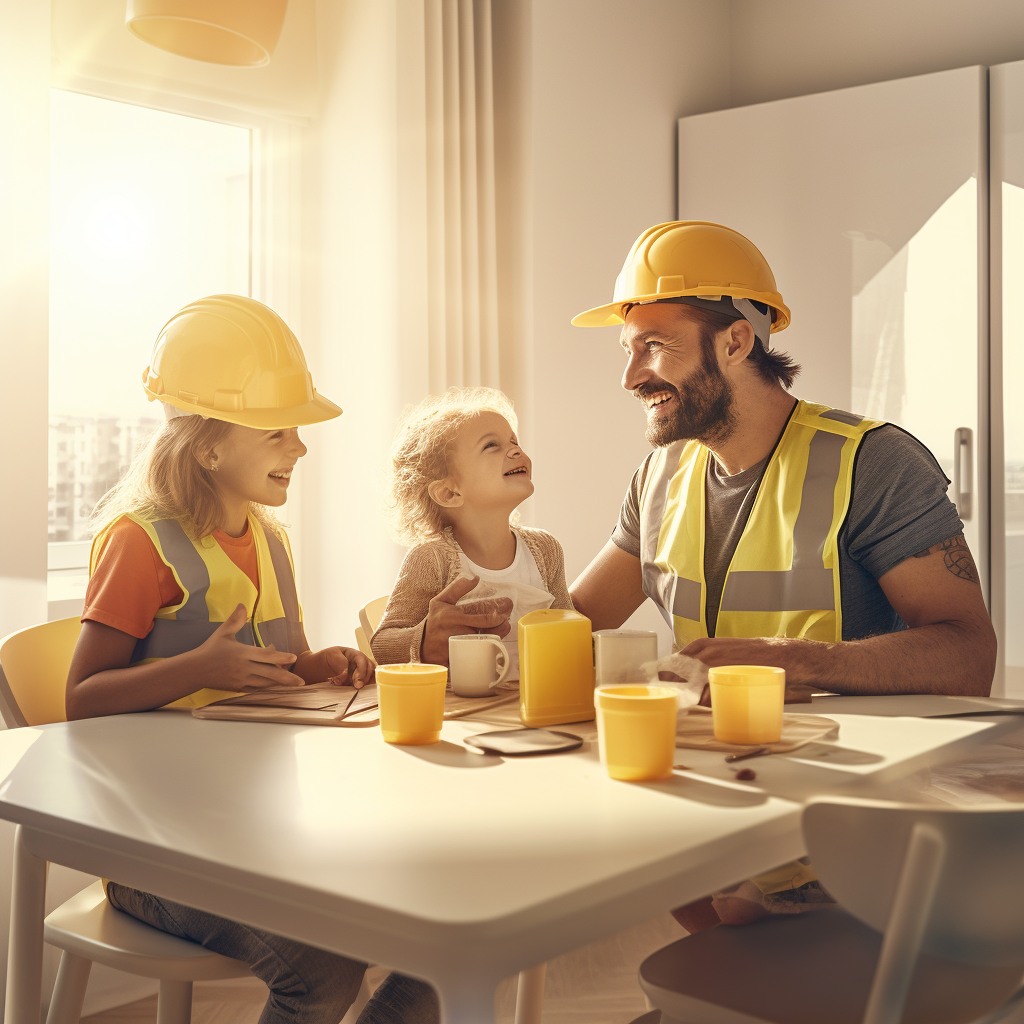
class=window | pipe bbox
[48,89,252,568]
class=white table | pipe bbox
[0,698,1018,1024]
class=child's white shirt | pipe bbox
[457,535,554,681]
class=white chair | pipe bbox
[0,620,256,1024]
[354,625,374,661]
[43,881,251,1024]
[358,595,390,650]
[631,796,1024,1024]
[354,595,389,662]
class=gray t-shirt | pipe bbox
[611,424,963,641]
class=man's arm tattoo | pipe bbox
[911,535,979,583]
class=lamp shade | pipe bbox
[125,0,288,67]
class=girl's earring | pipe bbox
[209,463,218,473]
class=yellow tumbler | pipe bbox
[708,665,785,745]
[519,609,596,726]
[377,664,448,745]
[596,685,679,781]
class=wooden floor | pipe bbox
[82,914,678,1024]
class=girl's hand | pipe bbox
[189,604,302,691]
[323,647,375,688]
[296,647,376,688]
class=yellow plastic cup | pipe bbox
[376,664,448,745]
[708,665,785,745]
[595,685,679,781]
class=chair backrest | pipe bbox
[0,617,81,727]
[359,595,389,640]
[805,797,1024,966]
[354,625,375,662]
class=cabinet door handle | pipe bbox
[953,426,973,521]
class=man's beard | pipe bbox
[635,344,736,448]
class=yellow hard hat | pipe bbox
[142,294,342,429]
[571,221,791,333]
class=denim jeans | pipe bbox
[107,883,440,1024]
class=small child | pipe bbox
[372,388,573,672]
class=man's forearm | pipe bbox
[784,619,994,696]
[686,619,996,697]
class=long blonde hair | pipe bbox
[385,387,520,547]
[91,415,281,540]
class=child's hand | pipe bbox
[324,646,375,688]
[190,604,302,691]
[421,576,514,665]
[297,647,376,688]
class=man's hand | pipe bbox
[683,636,821,703]
[187,604,302,691]
[420,575,513,665]
[296,647,376,688]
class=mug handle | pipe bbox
[491,638,511,686]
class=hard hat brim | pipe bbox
[571,302,630,328]
[152,391,343,429]
[572,290,792,332]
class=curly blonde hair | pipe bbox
[91,415,282,541]
[385,387,520,547]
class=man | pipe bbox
[570,220,995,698]
[568,220,996,930]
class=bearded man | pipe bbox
[569,221,996,929]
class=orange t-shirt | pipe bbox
[83,517,260,639]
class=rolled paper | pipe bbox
[593,629,659,687]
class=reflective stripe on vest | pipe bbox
[89,513,304,709]
[638,401,883,649]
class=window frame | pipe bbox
[45,79,301,613]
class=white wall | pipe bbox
[298,0,406,651]
[298,0,734,649]
[523,0,732,645]
[0,5,147,1018]
[0,0,49,639]
[730,0,1024,106]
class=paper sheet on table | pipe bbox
[192,682,518,727]
[203,681,370,712]
[676,705,840,753]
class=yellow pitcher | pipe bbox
[518,609,595,726]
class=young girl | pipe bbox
[68,294,438,1024]
[372,387,573,671]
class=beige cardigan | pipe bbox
[370,526,574,665]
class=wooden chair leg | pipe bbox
[514,963,546,1024]
[44,951,92,1024]
[156,980,193,1024]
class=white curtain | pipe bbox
[397,0,501,394]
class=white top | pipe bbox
[0,701,1017,996]
[458,536,554,680]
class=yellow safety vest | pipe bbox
[638,401,883,649]
[90,513,305,709]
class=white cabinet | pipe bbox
[991,59,1024,696]
[679,66,994,676]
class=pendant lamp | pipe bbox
[125,0,288,67]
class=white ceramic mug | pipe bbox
[592,629,659,687]
[448,634,511,697]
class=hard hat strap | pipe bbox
[730,298,772,348]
